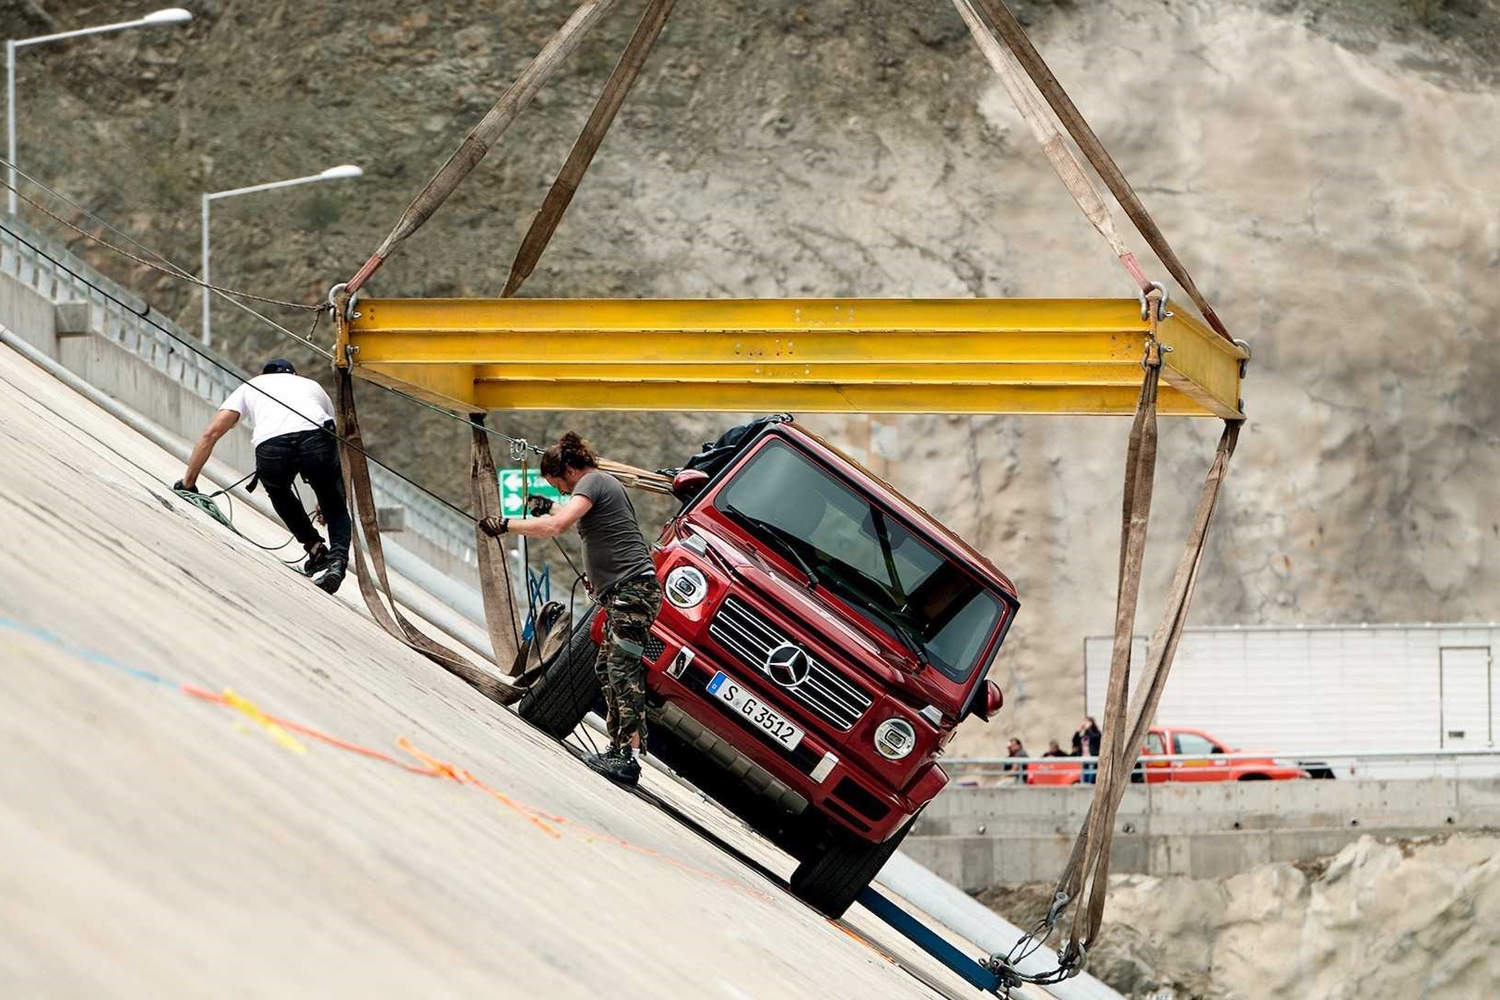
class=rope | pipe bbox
[0,155,670,481]
[0,161,547,461]
[170,473,308,565]
[8,182,318,312]
[0,348,310,567]
[365,376,541,456]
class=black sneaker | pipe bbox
[314,556,347,595]
[303,541,330,576]
[586,746,641,787]
[583,746,621,770]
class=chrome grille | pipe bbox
[708,596,873,731]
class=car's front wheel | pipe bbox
[789,814,918,918]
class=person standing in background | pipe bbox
[1002,737,1030,784]
[1073,716,1102,784]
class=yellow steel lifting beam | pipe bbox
[341,297,1246,419]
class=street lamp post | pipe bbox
[200,164,362,344]
[6,8,193,215]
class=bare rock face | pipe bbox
[1087,834,1500,999]
[15,1,1500,755]
[804,1,1500,754]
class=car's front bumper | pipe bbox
[644,623,920,843]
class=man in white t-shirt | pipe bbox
[175,359,350,594]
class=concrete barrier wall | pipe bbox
[906,778,1500,889]
[0,219,479,585]
[0,263,259,474]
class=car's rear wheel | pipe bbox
[516,616,601,737]
[1237,773,1271,781]
[789,814,918,919]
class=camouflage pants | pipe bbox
[596,575,661,752]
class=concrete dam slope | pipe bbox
[0,342,1064,998]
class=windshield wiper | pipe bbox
[858,599,931,671]
[815,565,931,671]
[721,505,820,591]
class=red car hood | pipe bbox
[689,522,970,716]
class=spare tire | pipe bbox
[516,615,601,738]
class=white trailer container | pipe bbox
[1084,624,1500,762]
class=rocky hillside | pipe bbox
[983,833,1500,999]
[8,0,1500,753]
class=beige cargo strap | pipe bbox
[952,0,1153,295]
[344,0,625,295]
[963,0,1232,341]
[335,366,526,705]
[469,412,525,673]
[992,292,1241,986]
[503,0,678,298]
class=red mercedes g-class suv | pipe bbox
[519,417,1016,916]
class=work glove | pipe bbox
[525,494,554,517]
[479,516,509,537]
[172,479,202,495]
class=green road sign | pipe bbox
[499,468,564,517]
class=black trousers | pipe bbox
[254,429,351,562]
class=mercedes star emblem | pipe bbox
[764,642,811,688]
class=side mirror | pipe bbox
[671,468,710,502]
[975,680,1004,721]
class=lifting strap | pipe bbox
[598,457,673,494]
[967,0,1232,341]
[344,0,624,295]
[952,0,1152,294]
[336,367,526,705]
[503,0,678,298]
[1060,419,1239,965]
[1059,325,1163,958]
[996,294,1241,983]
[469,412,525,673]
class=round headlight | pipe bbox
[663,565,708,609]
[874,718,917,760]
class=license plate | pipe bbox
[706,671,804,752]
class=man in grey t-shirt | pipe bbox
[483,431,661,788]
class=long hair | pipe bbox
[540,431,599,478]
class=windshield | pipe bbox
[715,439,1005,681]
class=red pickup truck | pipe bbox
[518,417,1017,916]
[1023,725,1310,784]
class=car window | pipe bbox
[1173,732,1218,756]
[1145,732,1166,754]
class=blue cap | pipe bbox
[262,358,296,375]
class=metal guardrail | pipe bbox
[0,216,477,570]
[945,748,1500,782]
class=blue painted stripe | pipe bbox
[0,614,175,687]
